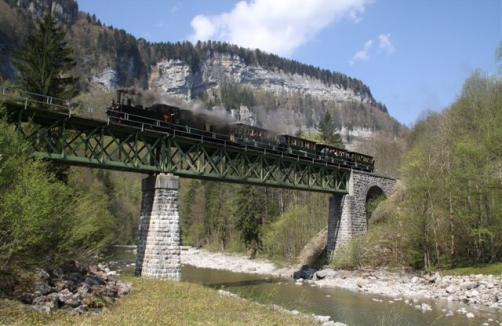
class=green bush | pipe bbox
[0,114,115,276]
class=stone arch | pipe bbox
[326,171,398,256]
[361,176,396,222]
[365,185,386,222]
[366,184,386,201]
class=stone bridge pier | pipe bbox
[135,174,181,280]
[327,171,396,259]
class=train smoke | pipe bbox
[118,88,237,126]
[117,88,300,134]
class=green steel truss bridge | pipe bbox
[0,86,350,194]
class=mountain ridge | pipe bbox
[0,0,406,139]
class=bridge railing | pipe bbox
[0,85,288,155]
[0,85,357,170]
[0,85,101,117]
[105,108,328,164]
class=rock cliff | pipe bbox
[0,0,403,142]
[141,52,371,105]
[90,52,390,141]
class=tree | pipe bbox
[446,72,502,265]
[295,125,303,138]
[12,14,78,104]
[234,185,263,257]
[391,71,502,269]
[0,112,115,272]
[203,181,232,250]
[318,110,343,147]
[13,14,79,181]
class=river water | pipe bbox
[104,247,501,326]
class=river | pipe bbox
[104,247,501,326]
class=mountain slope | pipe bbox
[0,0,406,140]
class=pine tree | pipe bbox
[13,14,78,105]
[234,185,262,257]
[318,110,344,147]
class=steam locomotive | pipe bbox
[106,90,375,172]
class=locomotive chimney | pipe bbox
[116,90,122,105]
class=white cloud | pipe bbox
[378,33,395,54]
[354,40,373,61]
[351,33,395,64]
[190,15,217,41]
[188,0,370,57]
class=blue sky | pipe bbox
[77,0,501,127]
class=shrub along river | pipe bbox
[104,247,501,326]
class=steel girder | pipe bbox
[2,101,350,194]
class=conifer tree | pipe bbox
[234,185,263,257]
[318,110,344,147]
[13,14,78,104]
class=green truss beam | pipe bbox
[1,90,350,194]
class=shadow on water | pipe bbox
[104,247,502,326]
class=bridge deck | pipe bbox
[1,87,350,194]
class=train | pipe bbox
[106,90,375,172]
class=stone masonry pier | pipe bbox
[327,170,397,258]
[135,174,181,280]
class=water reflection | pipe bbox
[104,247,501,326]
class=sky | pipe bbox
[77,0,501,127]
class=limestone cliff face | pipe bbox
[146,53,370,105]
[149,60,197,100]
[87,51,403,148]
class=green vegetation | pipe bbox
[0,115,115,291]
[212,83,256,111]
[234,185,265,257]
[330,67,502,271]
[0,276,315,326]
[318,110,344,147]
[178,179,331,264]
[442,263,502,276]
[12,13,78,103]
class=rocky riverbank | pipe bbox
[17,260,132,315]
[180,247,502,324]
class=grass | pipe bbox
[442,262,502,276]
[0,276,316,326]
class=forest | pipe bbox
[337,70,502,270]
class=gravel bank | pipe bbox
[180,246,502,324]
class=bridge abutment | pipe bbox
[135,174,181,280]
[327,195,351,256]
[327,171,396,259]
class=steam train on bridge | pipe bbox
[106,91,375,173]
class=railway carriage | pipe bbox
[105,90,375,173]
[229,123,278,151]
[279,134,317,159]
